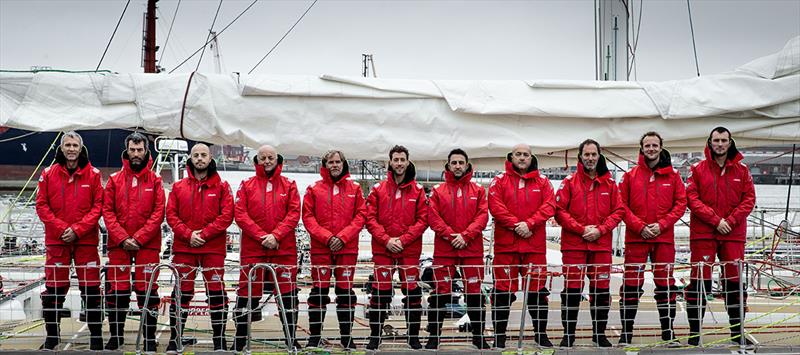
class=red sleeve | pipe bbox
[166,187,192,241]
[725,168,756,228]
[399,187,429,246]
[427,187,457,238]
[686,165,722,227]
[234,182,267,241]
[657,172,687,230]
[36,169,70,235]
[488,176,521,229]
[365,185,391,246]
[462,185,489,242]
[132,176,166,246]
[338,184,367,244]
[272,180,301,242]
[554,179,585,234]
[200,181,234,241]
[619,171,647,234]
[302,186,334,245]
[525,177,556,229]
[597,182,625,235]
[72,172,104,239]
[102,176,129,247]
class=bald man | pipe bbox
[488,144,556,348]
[166,143,234,352]
[232,145,302,351]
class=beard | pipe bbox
[130,159,145,172]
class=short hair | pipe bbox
[578,139,601,156]
[60,131,83,147]
[708,126,732,142]
[448,148,469,163]
[125,132,148,150]
[389,145,409,160]
[322,149,346,163]
[639,131,663,148]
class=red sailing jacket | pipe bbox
[555,156,625,252]
[488,156,556,254]
[102,152,165,251]
[619,151,687,244]
[429,166,489,258]
[686,145,756,242]
[366,163,428,258]
[302,162,366,256]
[235,156,301,258]
[166,160,234,255]
[36,147,104,247]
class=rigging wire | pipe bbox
[687,0,701,76]
[248,0,318,74]
[627,0,643,80]
[95,0,131,71]
[159,0,183,64]
[168,0,258,74]
[196,0,224,72]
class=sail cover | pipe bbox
[1,37,798,168]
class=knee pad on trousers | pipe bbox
[401,287,423,308]
[334,287,357,308]
[619,285,643,305]
[308,287,331,309]
[207,289,229,310]
[370,288,393,309]
[42,286,69,308]
[80,286,103,308]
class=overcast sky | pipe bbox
[1,0,798,81]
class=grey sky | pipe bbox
[1,0,798,81]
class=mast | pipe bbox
[595,0,629,81]
[210,31,222,74]
[143,0,159,73]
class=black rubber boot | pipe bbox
[686,279,710,346]
[366,307,384,350]
[724,280,754,347]
[82,286,104,351]
[40,287,67,350]
[208,290,229,351]
[232,297,251,352]
[491,290,515,349]
[466,294,490,349]
[425,294,444,350]
[335,287,357,350]
[402,288,423,350]
[105,291,131,350]
[142,309,159,352]
[654,285,679,346]
[559,288,581,348]
[528,290,552,347]
[590,288,612,347]
[618,285,642,346]
[166,302,190,352]
[307,287,330,348]
[282,290,303,351]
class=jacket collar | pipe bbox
[254,154,285,181]
[386,161,417,189]
[636,148,673,175]
[444,163,474,184]
[504,153,541,180]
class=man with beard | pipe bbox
[303,150,366,350]
[165,143,234,352]
[555,139,625,348]
[365,145,428,350]
[232,145,302,351]
[427,148,490,350]
[102,132,165,351]
[36,131,104,350]
[488,144,556,349]
[618,132,686,346]
[685,127,755,347]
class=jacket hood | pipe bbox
[444,162,474,183]
[704,140,743,164]
[320,156,350,184]
[55,145,90,169]
[505,152,540,179]
[577,154,611,181]
[121,149,153,174]
[186,158,220,184]
[637,148,673,174]
[254,154,284,179]
[387,161,417,188]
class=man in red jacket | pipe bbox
[165,143,234,352]
[427,148,490,350]
[232,145,301,351]
[302,150,366,349]
[488,143,556,349]
[102,132,165,352]
[618,132,686,346]
[36,131,104,350]
[685,127,756,346]
[555,139,625,348]
[365,145,428,350]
